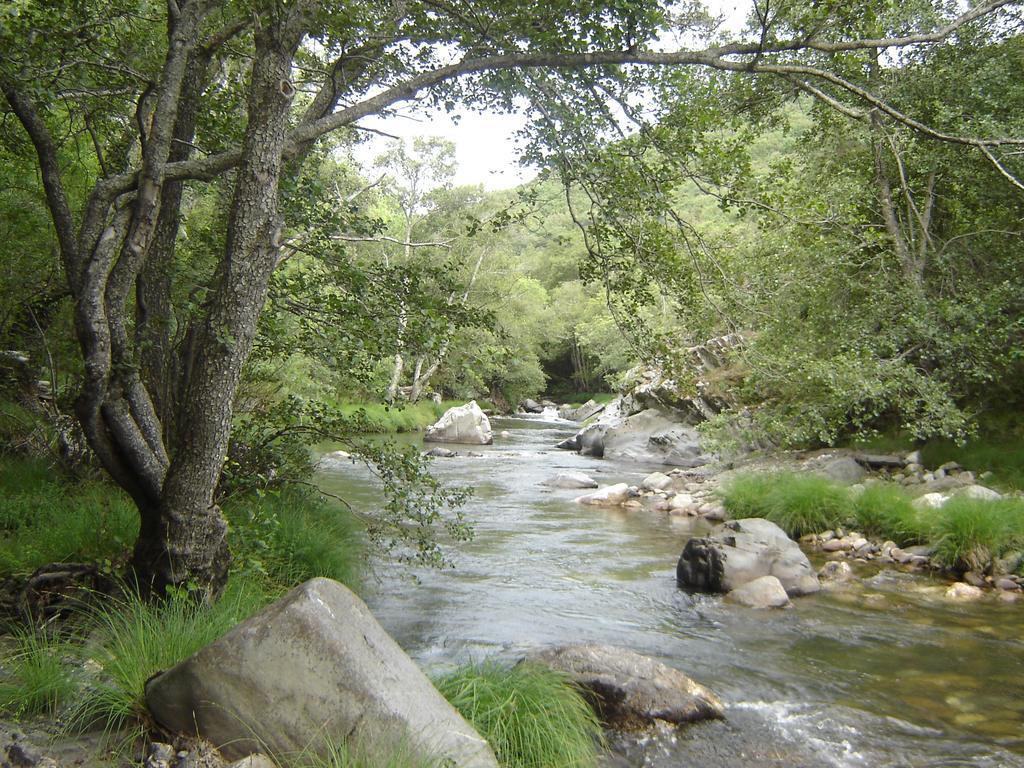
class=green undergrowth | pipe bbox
[549,392,617,409]
[719,472,1024,572]
[435,661,602,768]
[920,437,1024,492]
[0,623,80,717]
[334,399,491,434]
[0,457,138,577]
[224,487,365,592]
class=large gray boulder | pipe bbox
[676,518,820,597]
[528,644,723,729]
[424,400,493,445]
[602,409,712,467]
[145,578,498,767]
[574,483,632,506]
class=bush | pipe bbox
[0,624,80,717]
[719,472,851,538]
[929,497,1024,573]
[435,661,602,768]
[850,483,929,546]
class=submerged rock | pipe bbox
[676,518,820,597]
[528,644,724,729]
[146,578,497,767]
[945,582,984,602]
[424,447,457,458]
[424,400,493,445]
[724,575,791,609]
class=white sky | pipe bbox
[348,1,750,190]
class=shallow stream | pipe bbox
[317,415,1024,767]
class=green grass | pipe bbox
[0,624,80,717]
[334,400,489,434]
[719,472,851,538]
[850,483,930,546]
[298,737,440,768]
[225,488,364,592]
[435,661,602,768]
[929,497,1024,573]
[67,577,271,734]
[0,458,138,577]
[920,438,1024,492]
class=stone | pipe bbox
[6,743,43,768]
[668,493,695,510]
[821,539,847,552]
[145,578,497,767]
[945,582,984,601]
[424,447,457,458]
[855,453,906,469]
[819,561,855,582]
[228,757,277,768]
[601,409,713,467]
[963,571,987,588]
[555,434,581,451]
[954,484,1002,502]
[561,399,605,422]
[574,483,632,507]
[423,400,493,445]
[642,472,673,491]
[520,398,543,413]
[904,450,922,465]
[818,456,866,485]
[527,644,723,729]
[577,422,611,457]
[542,472,599,489]
[724,575,791,608]
[995,578,1020,591]
[912,492,947,510]
[144,743,175,768]
[676,518,821,597]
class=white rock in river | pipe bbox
[423,400,492,445]
[543,472,599,489]
[575,483,632,506]
[724,575,791,609]
[945,582,985,601]
[641,471,673,492]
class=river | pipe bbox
[316,414,1024,768]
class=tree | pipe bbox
[2,0,1019,597]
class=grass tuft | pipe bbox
[0,624,81,717]
[719,472,851,538]
[929,497,1024,573]
[435,661,602,768]
[850,483,929,546]
[67,578,269,733]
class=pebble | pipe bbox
[819,560,855,582]
[822,539,847,552]
[963,571,987,588]
[995,578,1020,591]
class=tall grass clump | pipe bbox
[929,497,1024,573]
[298,737,440,768]
[0,624,81,717]
[719,472,851,538]
[850,483,929,546]
[435,661,602,768]
[226,488,364,592]
[0,459,138,577]
[68,578,268,733]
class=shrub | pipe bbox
[0,624,80,717]
[929,497,1024,573]
[435,661,602,768]
[850,484,929,546]
[719,472,851,538]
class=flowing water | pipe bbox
[317,415,1024,767]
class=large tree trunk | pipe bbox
[130,12,307,598]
